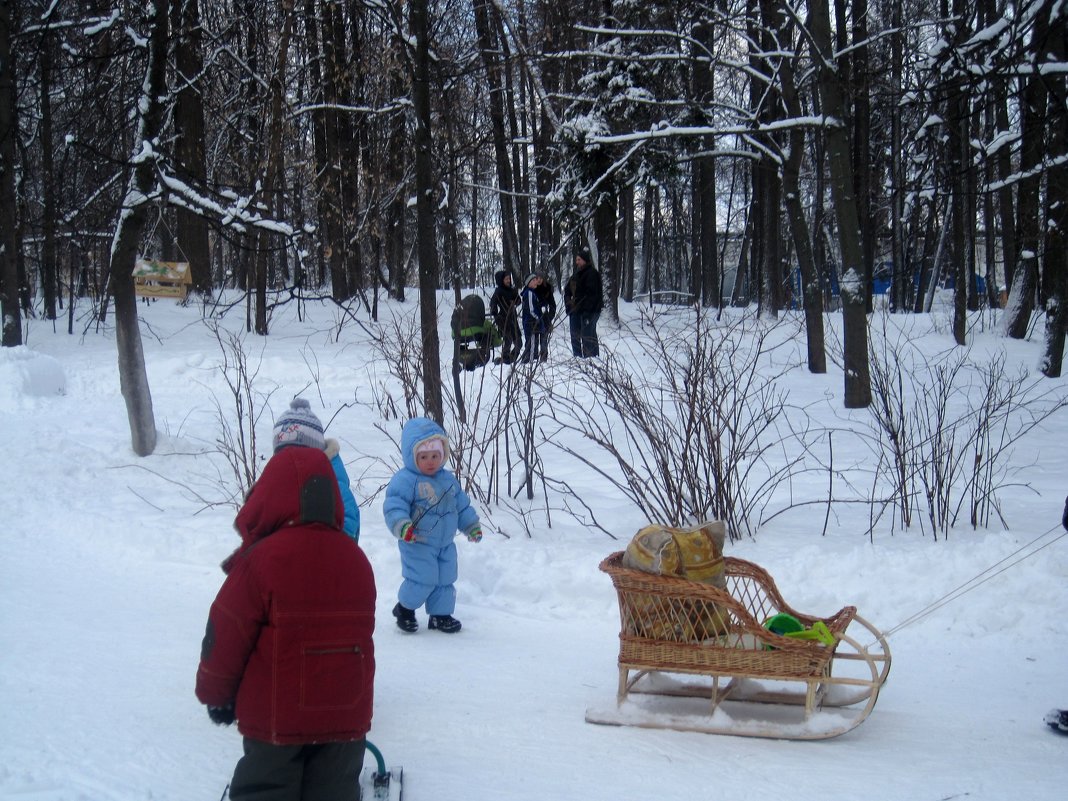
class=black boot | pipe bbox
[1045,709,1068,733]
[428,614,462,634]
[392,603,418,633]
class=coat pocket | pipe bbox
[299,642,366,710]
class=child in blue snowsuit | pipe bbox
[383,417,482,634]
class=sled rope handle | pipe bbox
[877,524,1066,642]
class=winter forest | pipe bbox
[5,4,1068,793]
[1,1,1067,455]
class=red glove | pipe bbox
[466,526,483,543]
[399,522,416,542]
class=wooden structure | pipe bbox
[133,259,193,300]
[586,552,891,740]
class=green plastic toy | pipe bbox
[763,613,836,647]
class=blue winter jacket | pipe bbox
[383,418,479,546]
[327,439,360,541]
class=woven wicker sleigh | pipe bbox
[585,551,892,740]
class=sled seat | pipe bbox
[595,551,891,738]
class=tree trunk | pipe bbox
[386,40,406,302]
[592,178,618,322]
[251,0,294,335]
[40,26,57,319]
[851,0,874,313]
[948,0,969,345]
[620,182,634,303]
[109,0,169,456]
[1040,8,1067,376]
[1004,7,1048,339]
[410,0,443,423]
[0,0,21,346]
[888,0,905,312]
[994,88,1017,294]
[808,0,870,408]
[172,0,213,295]
[473,0,522,278]
[322,0,348,299]
[693,21,719,309]
[778,17,826,373]
[640,183,655,297]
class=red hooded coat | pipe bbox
[195,447,376,744]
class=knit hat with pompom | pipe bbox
[272,398,326,452]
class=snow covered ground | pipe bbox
[1,293,1066,801]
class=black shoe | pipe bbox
[393,603,418,633]
[428,614,462,634]
[1045,709,1068,733]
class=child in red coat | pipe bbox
[196,446,376,800]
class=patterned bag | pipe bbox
[621,521,730,641]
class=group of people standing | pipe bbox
[490,242,603,364]
[491,269,555,364]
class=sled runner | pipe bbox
[359,740,403,800]
[586,552,891,741]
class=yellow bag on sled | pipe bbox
[621,521,730,641]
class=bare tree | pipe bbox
[171,0,213,296]
[1039,3,1068,376]
[411,0,444,422]
[474,0,523,279]
[0,0,20,347]
[108,0,169,456]
[777,6,825,373]
[808,0,870,407]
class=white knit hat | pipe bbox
[272,398,326,452]
[415,438,445,457]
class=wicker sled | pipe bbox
[585,552,891,740]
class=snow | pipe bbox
[2,294,1067,801]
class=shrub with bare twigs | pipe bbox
[543,306,812,541]
[203,321,279,506]
[867,316,1068,538]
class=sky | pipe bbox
[1,291,1066,801]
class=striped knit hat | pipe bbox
[272,398,326,452]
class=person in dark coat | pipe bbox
[533,275,557,361]
[490,270,521,364]
[519,273,548,364]
[564,244,603,358]
[196,446,376,801]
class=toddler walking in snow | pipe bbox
[383,417,482,634]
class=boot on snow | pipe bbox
[428,614,462,634]
[1044,709,1068,734]
[393,603,418,633]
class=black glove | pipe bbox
[207,704,235,726]
[1062,495,1068,532]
